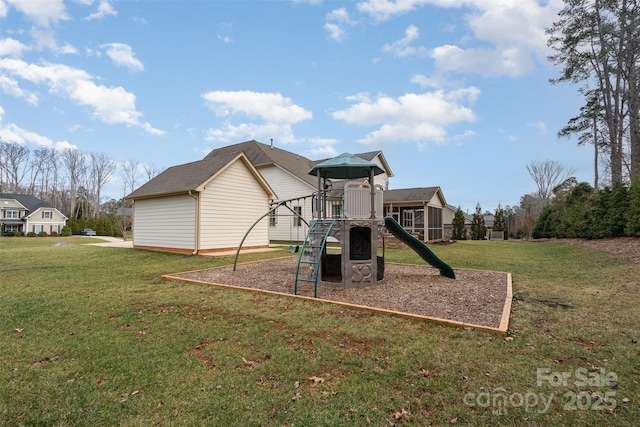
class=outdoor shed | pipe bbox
[126,152,276,254]
[383,187,447,242]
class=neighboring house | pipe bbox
[202,140,394,242]
[383,187,447,242]
[0,193,68,235]
[443,204,473,240]
[125,152,276,254]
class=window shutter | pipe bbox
[42,211,45,218]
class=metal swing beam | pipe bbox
[233,201,310,271]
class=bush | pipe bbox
[625,179,640,236]
[38,231,48,237]
[50,231,58,237]
[61,226,72,237]
[27,232,37,237]
[5,231,15,237]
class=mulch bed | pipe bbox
[165,257,511,333]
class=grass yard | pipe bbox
[0,237,638,426]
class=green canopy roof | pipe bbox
[308,153,385,179]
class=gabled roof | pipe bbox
[203,140,318,188]
[0,193,54,212]
[126,152,275,200]
[445,204,474,221]
[383,187,445,206]
[203,140,393,187]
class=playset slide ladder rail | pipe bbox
[294,219,337,298]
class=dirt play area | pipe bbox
[165,257,512,335]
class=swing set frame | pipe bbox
[232,195,312,271]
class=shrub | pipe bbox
[5,231,15,237]
[61,226,72,237]
[27,232,37,237]
[38,231,48,237]
[625,179,640,236]
[50,231,58,237]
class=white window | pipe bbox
[34,224,43,233]
[43,211,52,219]
[6,210,19,219]
[293,206,302,227]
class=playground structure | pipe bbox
[233,152,456,297]
[293,153,456,297]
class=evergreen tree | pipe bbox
[470,203,487,240]
[451,206,467,240]
[493,204,507,239]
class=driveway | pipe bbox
[83,236,133,248]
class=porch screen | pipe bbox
[427,206,443,240]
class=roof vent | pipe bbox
[270,138,274,149]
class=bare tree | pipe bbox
[89,152,116,217]
[0,140,31,193]
[121,159,141,196]
[142,163,164,181]
[526,160,576,205]
[61,148,87,219]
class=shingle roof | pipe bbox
[383,187,441,203]
[203,140,391,187]
[126,152,249,199]
[203,140,318,187]
[0,193,54,212]
[129,140,393,200]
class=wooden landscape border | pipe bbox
[163,261,513,336]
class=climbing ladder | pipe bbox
[294,219,337,298]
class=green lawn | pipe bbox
[1,237,638,426]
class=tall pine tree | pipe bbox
[451,206,467,240]
[470,203,487,240]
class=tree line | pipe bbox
[0,139,163,220]
[547,0,640,186]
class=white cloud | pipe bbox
[0,37,29,57]
[381,24,427,58]
[0,0,8,18]
[5,0,69,27]
[357,0,432,22]
[202,90,312,124]
[0,106,77,150]
[324,8,355,42]
[528,120,547,134]
[324,23,347,43]
[84,0,117,21]
[332,88,479,146]
[0,58,164,135]
[305,138,339,157]
[432,44,534,77]
[101,43,144,72]
[0,74,38,104]
[359,0,564,77]
[202,90,312,145]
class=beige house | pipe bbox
[383,187,447,242]
[126,152,275,254]
[0,193,67,236]
[202,140,393,243]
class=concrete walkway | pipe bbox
[83,236,133,248]
[84,236,283,257]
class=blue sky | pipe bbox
[0,0,592,213]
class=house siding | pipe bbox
[133,195,196,250]
[199,159,270,250]
[259,166,315,242]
